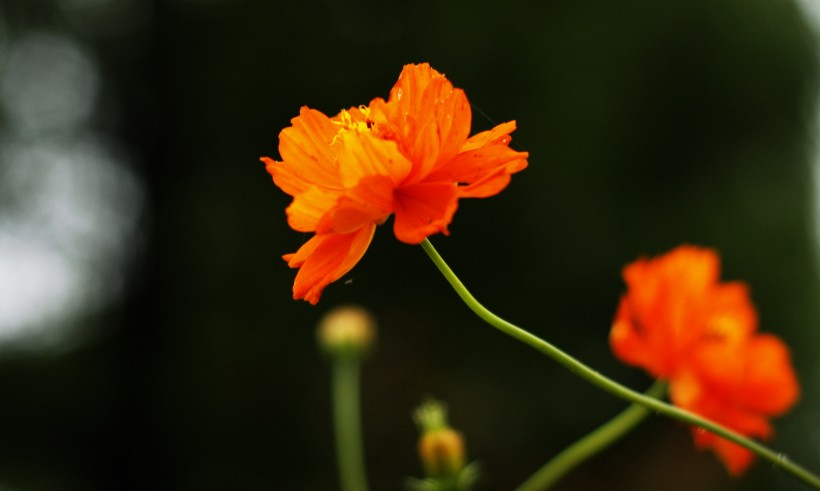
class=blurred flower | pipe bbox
[263,63,528,304]
[415,400,465,478]
[316,304,376,359]
[408,399,479,491]
[610,245,799,474]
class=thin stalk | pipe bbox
[515,382,666,491]
[332,358,369,491]
[420,238,820,490]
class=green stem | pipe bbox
[515,382,666,491]
[420,238,820,490]
[332,358,369,491]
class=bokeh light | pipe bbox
[0,31,144,349]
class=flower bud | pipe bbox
[316,305,376,359]
[419,427,466,478]
[414,400,466,479]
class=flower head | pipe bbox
[263,63,528,304]
[610,245,799,474]
[316,304,377,359]
[409,398,480,491]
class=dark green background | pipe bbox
[1,0,819,489]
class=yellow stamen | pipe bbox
[331,106,374,145]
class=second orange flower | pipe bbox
[610,245,799,474]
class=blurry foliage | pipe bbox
[0,0,818,490]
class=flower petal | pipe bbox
[316,175,394,235]
[609,246,725,378]
[371,63,472,183]
[671,368,774,475]
[461,121,518,151]
[284,225,376,305]
[442,145,528,198]
[422,119,527,198]
[709,438,756,475]
[739,335,799,414]
[274,107,343,193]
[337,131,412,188]
[610,297,658,374]
[286,186,340,232]
[393,181,458,244]
[689,334,799,415]
[703,282,758,340]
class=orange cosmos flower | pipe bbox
[610,245,799,474]
[262,63,528,304]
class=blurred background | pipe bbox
[0,0,819,489]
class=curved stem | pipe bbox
[332,358,369,491]
[420,239,820,490]
[515,382,666,491]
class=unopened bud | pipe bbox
[414,400,466,479]
[419,427,466,478]
[316,305,376,359]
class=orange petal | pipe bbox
[285,225,376,305]
[684,401,770,475]
[419,117,527,198]
[337,131,412,187]
[316,175,394,235]
[610,296,664,378]
[461,121,518,151]
[283,234,321,268]
[458,170,512,199]
[740,335,799,414]
[275,107,343,193]
[685,413,759,474]
[671,371,774,441]
[707,437,757,476]
[438,144,527,183]
[405,85,471,182]
[385,63,441,118]
[370,63,472,183]
[263,156,312,198]
[441,146,529,198]
[393,181,458,244]
[610,246,725,378]
[670,365,780,476]
[286,186,341,232]
[703,282,758,340]
[690,334,799,415]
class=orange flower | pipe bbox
[610,245,799,474]
[263,63,528,304]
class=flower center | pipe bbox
[331,106,375,146]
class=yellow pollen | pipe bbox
[332,106,375,144]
